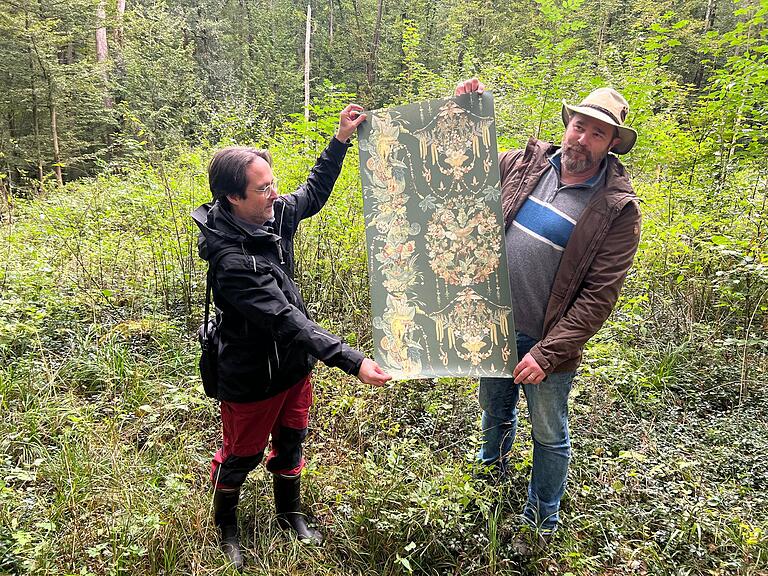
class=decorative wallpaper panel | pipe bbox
[357,93,517,380]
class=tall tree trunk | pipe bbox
[703,0,716,33]
[96,0,113,109]
[694,0,717,88]
[366,0,384,92]
[28,3,62,187]
[115,0,126,47]
[26,13,43,187]
[96,1,108,63]
[31,85,43,185]
[3,114,15,199]
[346,0,366,99]
[0,174,9,212]
[113,0,126,94]
[304,3,312,132]
[49,98,63,187]
[0,129,11,216]
[328,0,334,45]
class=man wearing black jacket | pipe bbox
[192,104,390,571]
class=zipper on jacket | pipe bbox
[276,239,285,265]
[244,246,278,382]
[312,329,336,343]
[277,203,286,264]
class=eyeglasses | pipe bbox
[252,178,278,197]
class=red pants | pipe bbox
[211,375,312,489]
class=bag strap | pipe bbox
[203,267,213,330]
[203,246,243,329]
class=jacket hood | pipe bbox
[192,200,279,262]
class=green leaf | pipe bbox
[396,554,413,572]
[618,450,647,462]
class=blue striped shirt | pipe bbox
[505,150,607,339]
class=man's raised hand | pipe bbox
[455,77,486,96]
[336,104,367,142]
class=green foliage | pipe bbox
[0,0,758,191]
[115,3,205,155]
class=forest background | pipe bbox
[1,0,767,574]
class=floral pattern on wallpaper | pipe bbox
[358,93,516,379]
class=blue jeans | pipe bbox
[478,333,575,532]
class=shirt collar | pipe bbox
[232,213,270,235]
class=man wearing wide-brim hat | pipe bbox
[456,80,641,550]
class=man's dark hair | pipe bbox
[208,147,273,204]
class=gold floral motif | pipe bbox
[433,288,510,366]
[414,100,494,181]
[426,197,500,286]
[362,111,423,378]
[373,293,424,376]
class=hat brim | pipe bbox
[561,101,637,155]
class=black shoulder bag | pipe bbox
[197,248,239,399]
[197,267,221,399]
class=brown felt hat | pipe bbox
[561,87,637,154]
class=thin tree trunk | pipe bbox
[26,13,43,187]
[694,0,716,88]
[366,0,384,90]
[346,0,366,99]
[703,0,716,31]
[115,0,126,47]
[27,4,64,188]
[0,164,10,214]
[328,0,334,45]
[96,1,108,63]
[49,97,63,186]
[2,115,14,200]
[96,0,113,109]
[304,3,312,149]
[111,0,127,154]
[31,88,43,184]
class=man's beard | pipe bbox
[562,143,596,174]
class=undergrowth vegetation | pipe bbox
[2,109,767,575]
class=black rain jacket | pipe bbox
[192,138,364,403]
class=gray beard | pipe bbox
[562,145,596,174]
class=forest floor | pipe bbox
[2,326,767,575]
